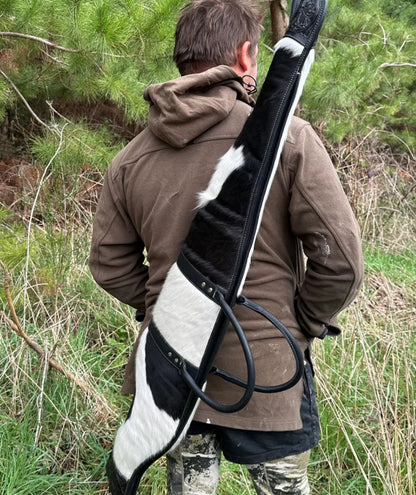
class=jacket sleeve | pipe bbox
[89,165,148,313]
[287,123,364,338]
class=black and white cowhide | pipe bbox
[106,1,328,493]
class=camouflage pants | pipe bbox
[166,431,311,495]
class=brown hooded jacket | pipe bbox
[89,65,363,431]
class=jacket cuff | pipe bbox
[135,311,145,322]
[295,299,341,339]
[325,324,341,337]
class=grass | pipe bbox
[364,247,416,286]
[1,0,415,492]
[306,138,416,495]
[0,133,415,494]
[311,291,415,494]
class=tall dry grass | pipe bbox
[309,137,416,494]
[0,136,415,493]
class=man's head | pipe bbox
[173,0,263,77]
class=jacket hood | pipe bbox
[143,65,254,148]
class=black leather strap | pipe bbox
[148,320,198,377]
[177,252,225,304]
[211,295,304,393]
[175,253,304,405]
[179,289,256,413]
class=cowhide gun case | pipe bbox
[106,1,328,493]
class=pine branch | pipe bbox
[0,31,131,58]
[0,67,56,132]
[0,31,79,52]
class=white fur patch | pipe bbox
[152,263,221,366]
[273,37,304,57]
[197,145,245,208]
[113,264,220,479]
[112,328,179,480]
[112,262,219,479]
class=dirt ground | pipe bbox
[0,154,37,206]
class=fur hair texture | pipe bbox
[152,263,221,365]
[197,145,245,209]
[106,0,328,489]
[112,329,179,480]
[110,263,220,485]
[109,40,312,488]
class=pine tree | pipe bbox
[1,0,415,159]
[302,0,416,149]
[0,0,185,151]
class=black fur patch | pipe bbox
[182,48,301,293]
[183,162,253,289]
[145,327,194,420]
[236,47,301,154]
[106,452,128,495]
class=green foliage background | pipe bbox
[1,0,415,150]
[0,1,415,494]
[302,0,416,147]
[0,0,183,123]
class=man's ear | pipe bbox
[235,41,252,73]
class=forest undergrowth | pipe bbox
[0,131,414,495]
[1,0,416,493]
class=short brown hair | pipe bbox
[173,0,264,75]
